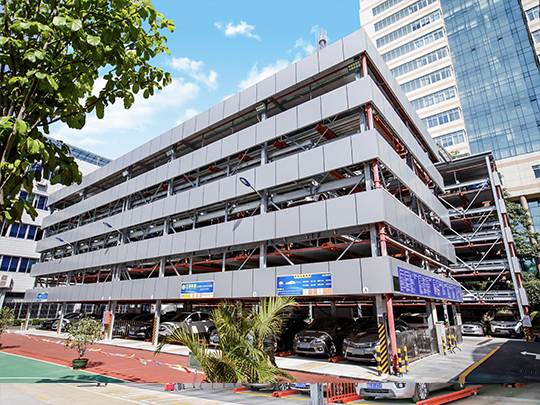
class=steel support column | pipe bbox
[57,302,66,334]
[385,294,398,373]
[107,300,117,340]
[153,300,162,346]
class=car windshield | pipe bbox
[171,313,191,322]
[65,313,79,319]
[494,314,516,322]
[399,315,426,324]
[356,319,378,333]
[308,319,337,331]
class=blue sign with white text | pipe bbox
[36,292,48,302]
[397,267,463,302]
[277,273,332,296]
[181,281,214,298]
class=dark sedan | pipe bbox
[293,317,356,358]
[343,318,412,362]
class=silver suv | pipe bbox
[490,313,521,336]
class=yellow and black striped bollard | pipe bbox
[404,345,409,373]
[397,348,403,376]
[442,335,447,356]
[376,346,382,376]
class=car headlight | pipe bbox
[314,337,327,343]
[343,338,351,346]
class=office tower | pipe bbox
[0,145,109,317]
[359,0,540,243]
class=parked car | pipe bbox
[356,382,465,402]
[242,382,290,391]
[461,317,485,336]
[293,317,357,358]
[342,318,413,362]
[290,383,328,395]
[51,312,99,331]
[38,317,61,330]
[490,313,521,336]
[112,312,144,337]
[127,313,156,340]
[264,315,309,353]
[398,313,430,330]
[158,311,216,340]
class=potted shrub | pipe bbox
[0,307,14,349]
[64,314,102,369]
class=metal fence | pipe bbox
[395,328,438,358]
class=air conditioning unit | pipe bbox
[0,274,12,289]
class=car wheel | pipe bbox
[412,383,429,402]
[452,383,465,390]
[274,382,289,391]
[209,328,218,342]
[328,342,337,358]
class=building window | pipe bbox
[382,28,445,62]
[377,10,441,48]
[8,223,19,238]
[17,224,27,239]
[373,0,405,16]
[533,165,540,179]
[422,108,461,128]
[375,0,438,32]
[533,30,540,45]
[0,256,10,272]
[391,47,448,78]
[34,195,48,210]
[526,6,539,22]
[411,87,457,110]
[401,66,453,93]
[27,225,37,240]
[434,130,466,148]
[8,257,19,272]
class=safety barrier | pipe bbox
[326,383,361,404]
[415,385,482,405]
[377,323,390,374]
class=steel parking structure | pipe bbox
[25,29,463,370]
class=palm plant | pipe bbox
[154,296,297,383]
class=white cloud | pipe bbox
[222,93,235,101]
[51,78,200,151]
[239,59,290,91]
[294,38,316,56]
[171,57,218,89]
[175,108,199,126]
[310,25,319,34]
[214,21,261,41]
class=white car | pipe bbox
[490,313,521,336]
[356,382,464,402]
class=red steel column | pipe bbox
[361,53,368,78]
[385,294,399,373]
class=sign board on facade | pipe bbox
[181,281,214,299]
[277,273,332,296]
[397,267,463,302]
[36,292,48,302]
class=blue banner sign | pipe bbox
[36,292,48,302]
[181,281,214,299]
[277,273,332,296]
[397,267,463,302]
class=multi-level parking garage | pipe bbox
[25,29,464,373]
[437,153,530,322]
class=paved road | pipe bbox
[1,382,539,405]
[462,340,540,383]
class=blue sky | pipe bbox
[51,0,361,160]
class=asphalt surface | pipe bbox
[1,382,539,405]
[463,340,540,383]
